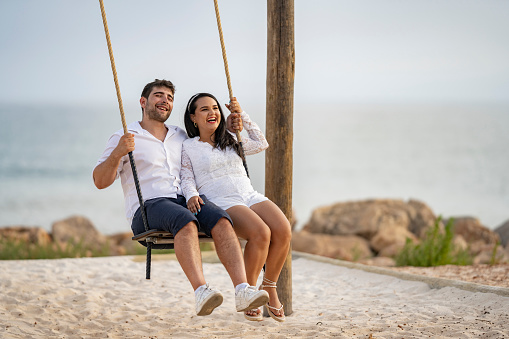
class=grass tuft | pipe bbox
[395,216,473,267]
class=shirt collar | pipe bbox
[127,121,178,139]
[127,121,143,134]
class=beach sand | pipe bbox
[1,253,508,338]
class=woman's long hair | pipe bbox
[184,93,242,158]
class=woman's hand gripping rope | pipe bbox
[226,97,243,134]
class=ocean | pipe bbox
[0,102,508,235]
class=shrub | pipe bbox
[395,216,473,267]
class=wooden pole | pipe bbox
[265,0,295,316]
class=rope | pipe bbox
[99,0,127,133]
[146,243,152,280]
[99,0,152,280]
[213,0,249,177]
[213,0,233,99]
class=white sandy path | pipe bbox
[0,255,508,339]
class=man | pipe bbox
[93,79,268,316]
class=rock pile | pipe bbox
[0,216,138,257]
[293,199,509,266]
[2,202,508,267]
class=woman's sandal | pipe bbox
[244,307,263,321]
[261,277,286,322]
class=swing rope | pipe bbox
[99,0,152,278]
[99,0,127,133]
[213,0,250,177]
[213,0,233,100]
[98,0,248,279]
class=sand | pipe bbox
[1,253,508,338]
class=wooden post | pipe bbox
[265,0,295,316]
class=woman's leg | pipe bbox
[226,205,271,285]
[250,200,292,317]
[227,205,271,318]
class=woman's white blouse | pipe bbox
[180,111,268,202]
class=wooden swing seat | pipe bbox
[132,229,213,245]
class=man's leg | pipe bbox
[196,196,269,312]
[210,217,248,286]
[210,217,270,313]
[133,198,207,290]
[225,205,271,319]
[175,221,224,316]
[134,197,224,316]
[173,221,206,290]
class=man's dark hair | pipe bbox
[141,79,175,99]
[140,79,175,115]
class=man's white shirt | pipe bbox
[96,121,188,222]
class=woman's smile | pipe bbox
[193,96,222,131]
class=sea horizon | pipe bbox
[0,101,508,235]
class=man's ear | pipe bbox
[140,97,147,110]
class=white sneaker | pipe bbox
[235,286,269,312]
[195,284,223,316]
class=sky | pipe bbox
[0,0,508,109]
[1,1,509,230]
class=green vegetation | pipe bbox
[395,217,473,267]
[0,238,216,260]
[350,244,364,262]
[489,241,501,266]
[199,242,215,252]
[0,238,111,260]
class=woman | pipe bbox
[180,93,291,322]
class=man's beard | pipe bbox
[146,106,170,122]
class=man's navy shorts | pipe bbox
[131,195,232,248]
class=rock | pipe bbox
[407,199,440,237]
[377,243,403,258]
[52,216,107,252]
[370,225,419,257]
[302,200,392,238]
[0,226,51,245]
[452,235,468,252]
[473,243,509,265]
[494,220,509,247]
[358,256,396,267]
[292,230,373,261]
[303,199,437,240]
[291,208,297,231]
[450,217,500,246]
[504,244,509,259]
[469,240,492,255]
[107,232,139,256]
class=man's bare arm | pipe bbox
[93,133,134,189]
